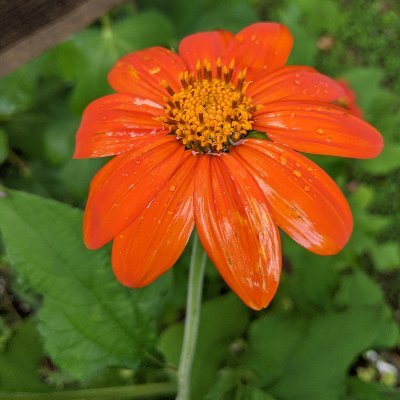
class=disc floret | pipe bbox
[162,59,256,153]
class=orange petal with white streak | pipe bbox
[253,101,383,158]
[84,136,184,249]
[233,139,353,255]
[194,154,281,310]
[74,94,168,158]
[108,47,187,103]
[112,154,197,287]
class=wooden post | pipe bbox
[0,0,126,77]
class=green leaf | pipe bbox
[42,115,79,167]
[0,189,169,379]
[359,143,400,175]
[191,1,259,33]
[158,293,250,400]
[370,242,400,271]
[0,318,12,353]
[0,129,9,164]
[346,377,400,400]
[340,68,386,115]
[246,269,398,400]
[0,67,36,119]
[334,270,399,349]
[169,0,258,35]
[286,0,341,33]
[0,319,49,392]
[111,10,176,52]
[337,185,391,265]
[278,4,317,66]
[59,158,106,204]
[56,10,176,114]
[237,386,277,400]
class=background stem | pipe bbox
[176,231,207,400]
[0,382,176,400]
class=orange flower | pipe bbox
[74,23,383,310]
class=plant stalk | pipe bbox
[176,231,207,400]
[0,382,176,400]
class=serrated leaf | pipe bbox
[0,189,169,379]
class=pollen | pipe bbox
[161,59,256,153]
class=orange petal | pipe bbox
[232,139,353,255]
[179,30,234,76]
[194,154,281,310]
[111,154,197,287]
[108,47,187,103]
[74,94,168,158]
[84,136,184,249]
[253,101,383,158]
[225,22,293,81]
[248,66,345,104]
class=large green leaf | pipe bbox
[0,189,170,379]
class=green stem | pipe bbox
[176,231,207,400]
[0,382,176,400]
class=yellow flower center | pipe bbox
[162,59,256,153]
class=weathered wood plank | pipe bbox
[0,0,125,77]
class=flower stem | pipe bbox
[176,231,207,400]
[0,382,176,400]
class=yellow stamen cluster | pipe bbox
[161,59,256,153]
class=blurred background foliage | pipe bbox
[0,0,399,399]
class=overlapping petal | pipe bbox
[194,154,281,310]
[225,22,293,80]
[247,66,345,104]
[84,136,184,249]
[108,47,187,103]
[112,154,197,287]
[179,30,233,76]
[253,101,383,158]
[232,139,353,254]
[74,94,168,158]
